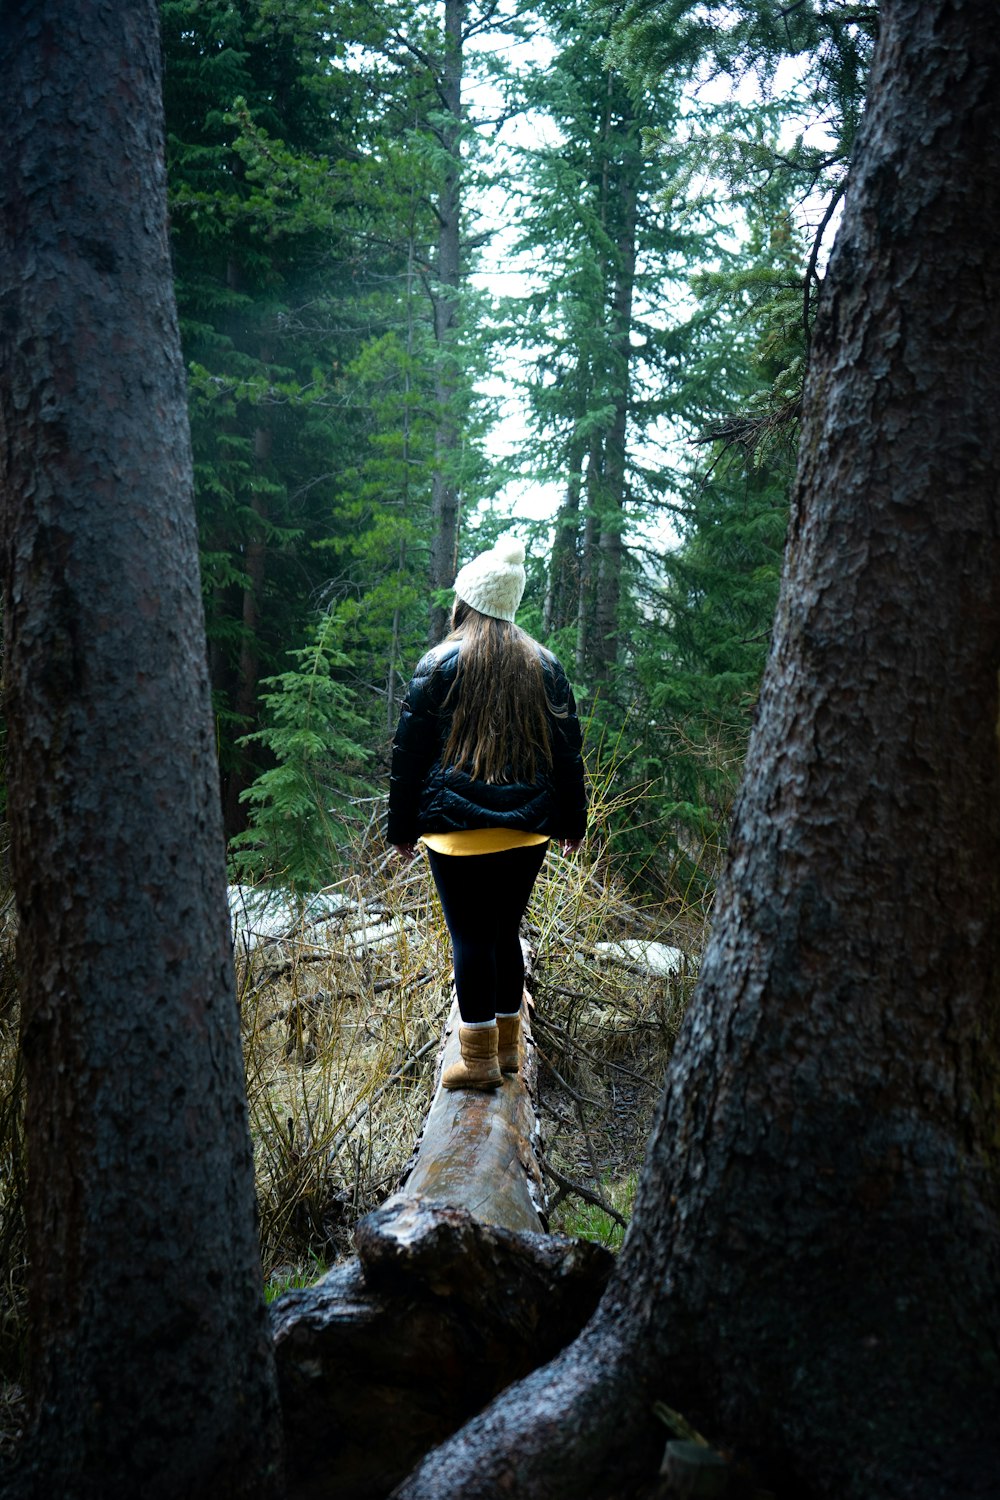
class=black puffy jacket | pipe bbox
[386,640,588,847]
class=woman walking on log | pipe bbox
[387,535,588,1092]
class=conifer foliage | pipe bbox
[156,0,876,892]
[162,0,519,876]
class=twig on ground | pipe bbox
[535,1014,656,1088]
[326,1009,448,1165]
[541,1160,628,1230]
[532,1040,604,1109]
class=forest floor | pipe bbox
[233,843,700,1285]
[0,840,704,1462]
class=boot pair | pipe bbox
[442,1013,521,1091]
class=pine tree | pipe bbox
[508,5,704,701]
[229,607,372,891]
[628,175,811,892]
[504,0,877,892]
[162,0,382,835]
[161,0,533,876]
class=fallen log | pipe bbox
[271,982,612,1499]
[392,990,546,1232]
[271,1199,613,1500]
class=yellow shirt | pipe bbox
[419,828,549,856]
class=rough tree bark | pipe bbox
[273,1201,612,1500]
[0,4,283,1497]
[393,3,1000,1497]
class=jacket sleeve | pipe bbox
[545,654,588,840]
[386,650,450,846]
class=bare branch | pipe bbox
[803,176,849,351]
[541,1161,628,1230]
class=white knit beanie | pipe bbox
[452,534,526,622]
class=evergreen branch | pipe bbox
[462,1,504,42]
[696,395,803,460]
[387,29,453,114]
[388,27,436,73]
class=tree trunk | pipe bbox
[575,81,639,690]
[543,436,585,638]
[273,1202,612,1500]
[428,0,466,645]
[0,4,283,1497]
[575,437,603,681]
[393,3,1000,1497]
[223,451,270,839]
[592,123,638,689]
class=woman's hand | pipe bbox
[391,843,419,864]
[560,838,583,857]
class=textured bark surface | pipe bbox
[394,3,1000,1497]
[272,1200,613,1500]
[0,4,282,1496]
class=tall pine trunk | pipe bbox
[223,423,271,839]
[427,0,465,644]
[575,82,639,690]
[592,119,638,688]
[575,436,603,679]
[395,3,1000,1496]
[543,435,586,637]
[0,4,283,1496]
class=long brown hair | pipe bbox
[439,601,554,783]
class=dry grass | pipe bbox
[236,853,452,1284]
[0,814,709,1431]
[524,840,700,1236]
[237,827,702,1283]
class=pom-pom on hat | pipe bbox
[452,533,526,622]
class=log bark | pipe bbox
[395,993,545,1232]
[272,1201,613,1500]
[269,984,609,1498]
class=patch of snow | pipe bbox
[228,885,350,951]
[317,915,416,953]
[228,886,415,956]
[593,940,686,977]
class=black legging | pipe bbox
[426,842,548,1024]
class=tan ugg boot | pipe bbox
[442,1024,502,1091]
[497,1012,522,1074]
